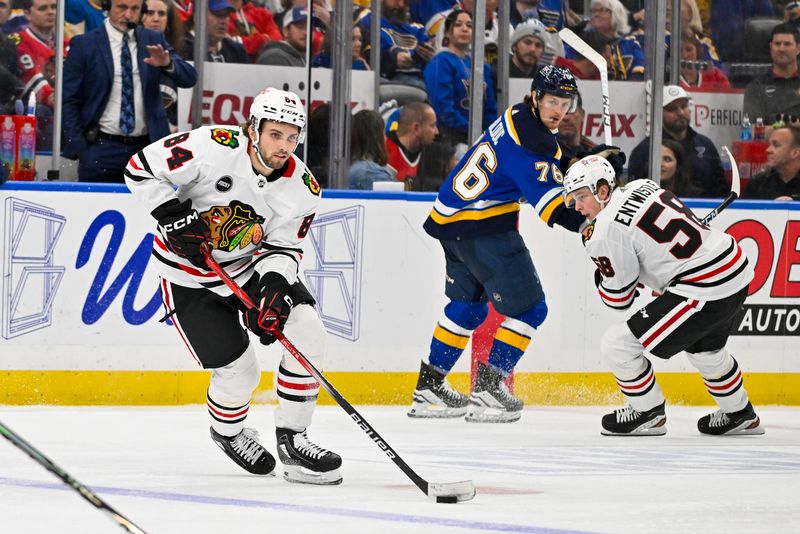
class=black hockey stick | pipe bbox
[702,146,740,225]
[0,420,147,533]
[200,246,476,503]
[559,27,612,144]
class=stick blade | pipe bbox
[721,146,741,197]
[427,480,476,503]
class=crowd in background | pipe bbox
[0,0,799,200]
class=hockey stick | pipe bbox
[0,420,147,533]
[558,27,612,145]
[200,246,476,504]
[701,146,740,225]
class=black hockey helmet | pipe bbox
[531,65,579,106]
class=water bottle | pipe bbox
[740,114,752,141]
[754,117,766,140]
[0,116,16,178]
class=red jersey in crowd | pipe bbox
[228,3,282,60]
[386,131,420,185]
[11,28,65,107]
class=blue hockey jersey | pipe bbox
[423,102,585,240]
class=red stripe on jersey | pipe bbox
[599,284,638,303]
[642,299,700,348]
[681,246,743,283]
[277,377,320,390]
[206,403,249,419]
[129,158,143,171]
[617,372,654,392]
[705,370,742,391]
[161,278,202,367]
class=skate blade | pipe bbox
[283,465,343,485]
[720,418,766,436]
[601,415,667,436]
[464,406,521,423]
[407,402,468,419]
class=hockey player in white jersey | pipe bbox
[562,155,764,436]
[125,88,343,484]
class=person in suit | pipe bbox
[62,0,197,183]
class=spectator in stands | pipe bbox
[679,28,730,90]
[742,125,800,200]
[510,0,566,30]
[312,23,370,70]
[0,0,10,28]
[183,0,249,63]
[385,101,438,188]
[348,109,394,189]
[556,30,613,80]
[574,0,644,80]
[2,0,28,34]
[66,0,106,34]
[356,0,435,89]
[660,139,700,197]
[786,1,800,32]
[424,8,497,146]
[257,6,316,66]
[557,90,595,165]
[306,102,330,187]
[509,19,547,78]
[274,0,327,54]
[743,23,800,124]
[663,0,721,70]
[0,1,19,115]
[710,0,774,62]
[227,0,282,61]
[142,0,184,50]
[62,0,197,182]
[14,0,58,108]
[627,85,728,197]
[142,0,186,131]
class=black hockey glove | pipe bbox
[243,272,293,345]
[580,144,627,178]
[152,198,212,269]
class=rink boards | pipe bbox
[0,183,798,405]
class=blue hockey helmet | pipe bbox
[531,65,579,109]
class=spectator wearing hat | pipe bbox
[743,23,800,126]
[627,85,727,197]
[510,19,547,78]
[226,0,282,61]
[787,1,800,32]
[182,0,249,63]
[256,7,316,66]
[742,126,800,200]
[423,8,497,147]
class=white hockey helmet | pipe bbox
[562,154,616,208]
[249,87,306,144]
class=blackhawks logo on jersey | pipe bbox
[200,201,265,251]
[210,128,240,149]
[581,220,595,244]
[302,171,321,196]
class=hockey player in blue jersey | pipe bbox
[408,65,621,423]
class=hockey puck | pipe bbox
[436,496,458,504]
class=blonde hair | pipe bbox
[591,0,630,36]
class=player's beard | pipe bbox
[265,152,290,169]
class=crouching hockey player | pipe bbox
[125,87,343,483]
[562,155,764,436]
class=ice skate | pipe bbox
[698,402,765,436]
[407,361,469,418]
[210,427,276,475]
[465,362,523,423]
[276,427,342,485]
[601,402,667,436]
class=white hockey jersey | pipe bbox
[125,125,321,295]
[584,179,752,309]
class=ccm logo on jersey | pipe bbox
[163,212,198,232]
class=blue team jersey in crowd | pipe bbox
[423,102,585,240]
[565,33,645,80]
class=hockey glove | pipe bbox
[581,144,627,178]
[152,198,212,269]
[243,272,293,345]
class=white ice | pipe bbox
[1,405,798,534]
